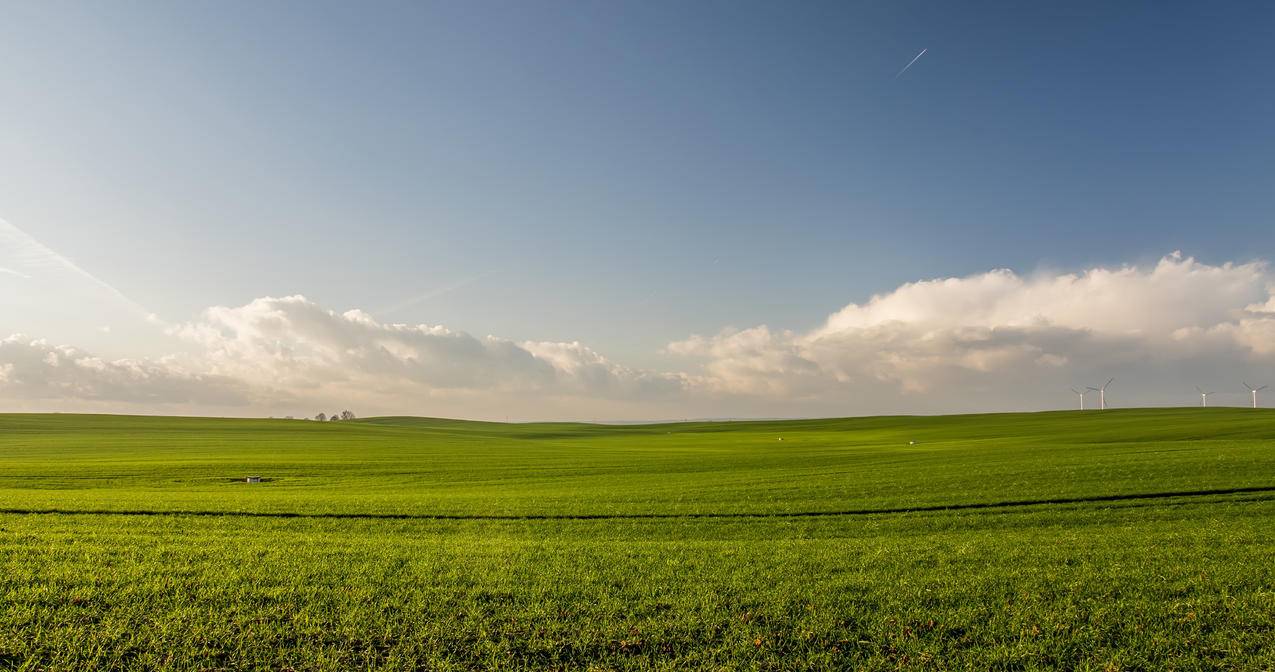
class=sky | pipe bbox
[2,1,1274,420]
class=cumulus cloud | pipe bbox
[0,335,252,406]
[6,253,1275,418]
[669,253,1275,407]
[815,251,1266,337]
[1,296,689,416]
[164,295,687,408]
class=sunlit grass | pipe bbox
[0,409,1272,669]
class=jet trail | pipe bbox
[0,217,157,321]
[378,271,497,316]
[895,48,927,78]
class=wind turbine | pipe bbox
[1069,387,1087,411]
[1243,382,1268,409]
[1087,378,1114,411]
[1195,386,1214,408]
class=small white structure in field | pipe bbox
[909,440,916,445]
[245,476,263,484]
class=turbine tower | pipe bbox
[1195,386,1214,408]
[1243,382,1268,409]
[1069,387,1087,411]
[1087,378,1114,411]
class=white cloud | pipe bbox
[521,340,687,397]
[165,295,687,409]
[5,254,1275,418]
[669,253,1275,407]
[0,335,252,406]
[0,295,691,417]
[815,252,1266,337]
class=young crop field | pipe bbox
[0,409,1272,670]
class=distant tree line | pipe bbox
[312,410,356,422]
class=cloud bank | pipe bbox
[668,253,1275,412]
[4,253,1275,418]
[0,336,250,407]
[168,295,687,407]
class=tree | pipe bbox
[329,413,340,421]
[315,412,327,422]
[340,410,356,421]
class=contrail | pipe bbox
[0,266,30,279]
[378,271,496,316]
[0,217,158,322]
[895,48,927,78]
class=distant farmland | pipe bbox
[0,409,1272,670]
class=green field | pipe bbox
[0,409,1272,670]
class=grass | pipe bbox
[0,408,1272,670]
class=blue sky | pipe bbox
[2,2,1274,418]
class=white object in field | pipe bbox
[1086,378,1114,410]
[1244,382,1268,408]
[909,440,916,445]
[245,476,262,484]
[777,437,783,441]
[1070,387,1087,411]
[1195,386,1214,407]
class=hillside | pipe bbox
[1,408,1273,517]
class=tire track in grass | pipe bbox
[1,485,1273,520]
